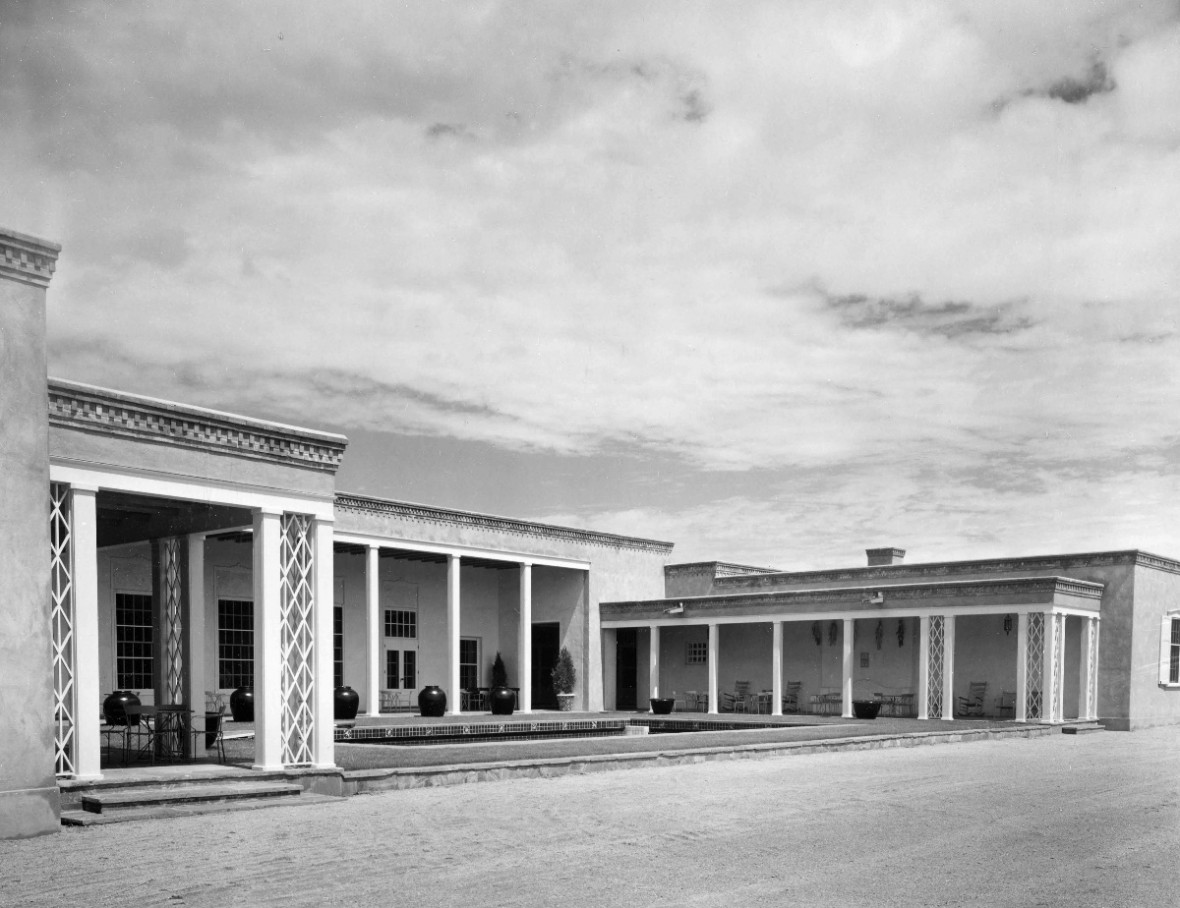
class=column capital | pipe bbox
[0,227,61,288]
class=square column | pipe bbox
[707,623,719,715]
[446,554,461,716]
[771,621,783,717]
[941,615,956,721]
[649,625,661,701]
[1045,613,1064,723]
[518,563,532,712]
[311,518,335,768]
[186,534,207,759]
[251,508,283,771]
[841,618,854,718]
[1016,612,1029,722]
[918,615,931,720]
[1080,617,1099,721]
[71,487,102,781]
[365,545,381,717]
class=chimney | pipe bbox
[866,547,905,567]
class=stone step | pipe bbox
[80,780,302,814]
[62,791,341,827]
[1062,722,1105,735]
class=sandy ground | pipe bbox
[3,727,1178,908]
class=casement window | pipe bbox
[115,592,153,689]
[334,605,344,688]
[459,638,480,691]
[384,609,417,639]
[218,599,254,689]
[685,641,707,665]
[1161,614,1180,687]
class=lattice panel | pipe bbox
[163,537,185,705]
[1026,612,1044,720]
[1051,613,1064,722]
[50,483,75,776]
[927,616,945,717]
[280,513,315,765]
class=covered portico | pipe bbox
[602,576,1102,724]
[48,379,346,780]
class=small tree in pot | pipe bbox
[489,651,515,715]
[552,646,577,711]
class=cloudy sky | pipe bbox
[4,1,1180,569]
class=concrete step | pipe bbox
[80,780,302,815]
[62,791,341,827]
[1062,722,1105,735]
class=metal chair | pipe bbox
[957,681,988,717]
[781,681,802,714]
[121,703,158,764]
[722,681,752,713]
[995,690,1016,719]
[191,705,226,763]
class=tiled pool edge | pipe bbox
[339,724,1061,795]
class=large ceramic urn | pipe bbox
[418,685,446,717]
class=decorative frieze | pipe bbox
[0,228,61,288]
[334,494,675,554]
[48,379,347,472]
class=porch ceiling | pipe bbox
[97,491,252,548]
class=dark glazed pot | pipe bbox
[650,698,676,715]
[418,685,447,717]
[852,699,882,720]
[230,686,254,722]
[103,690,141,725]
[489,686,516,716]
[334,685,360,721]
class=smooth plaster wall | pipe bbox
[0,268,60,838]
[1128,564,1180,729]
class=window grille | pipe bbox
[384,609,417,638]
[686,641,707,664]
[218,599,254,689]
[115,592,154,690]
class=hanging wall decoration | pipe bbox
[897,618,905,647]
[828,621,839,646]
[812,621,822,646]
[875,620,884,651]
[1003,614,1013,636]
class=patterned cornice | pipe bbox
[666,561,779,577]
[334,494,675,554]
[48,379,347,473]
[602,575,1104,618]
[0,228,61,288]
[712,549,1180,588]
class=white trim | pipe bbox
[49,463,334,518]
[601,604,1099,629]
[333,531,590,571]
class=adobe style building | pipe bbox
[2,225,1178,840]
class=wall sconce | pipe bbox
[1003,614,1013,636]
[812,622,822,646]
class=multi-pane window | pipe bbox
[218,599,254,689]
[459,638,480,691]
[1170,618,1180,684]
[686,641,707,665]
[334,606,344,688]
[386,650,416,689]
[115,592,153,689]
[384,609,417,638]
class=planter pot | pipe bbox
[650,698,675,715]
[556,693,575,712]
[102,690,141,725]
[204,712,222,749]
[418,685,447,717]
[334,685,360,721]
[489,685,516,716]
[229,686,254,722]
[852,699,882,720]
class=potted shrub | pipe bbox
[552,646,576,711]
[489,651,515,715]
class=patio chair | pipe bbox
[191,705,226,763]
[956,681,988,717]
[782,681,802,714]
[995,690,1016,719]
[720,682,750,713]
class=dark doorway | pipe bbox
[616,628,638,711]
[531,622,560,709]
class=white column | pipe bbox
[841,618,854,718]
[446,554,461,716]
[518,563,532,712]
[311,518,335,768]
[1043,612,1058,723]
[918,615,931,720]
[1016,613,1029,722]
[71,487,102,780]
[1080,618,1099,721]
[707,622,719,715]
[186,534,207,759]
[941,615,956,721]
[251,508,283,771]
[649,625,661,702]
[366,545,381,717]
[771,621,783,717]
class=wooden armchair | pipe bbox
[957,681,988,717]
[994,690,1016,719]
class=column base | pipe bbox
[251,763,286,772]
